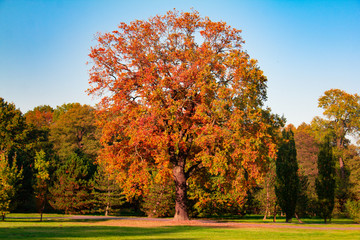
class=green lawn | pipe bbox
[0,214,359,240]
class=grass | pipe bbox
[0,214,359,240]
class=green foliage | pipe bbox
[0,98,31,212]
[49,151,94,214]
[92,165,125,216]
[315,137,336,223]
[0,98,27,152]
[255,159,276,219]
[33,150,50,220]
[0,152,23,220]
[50,103,99,161]
[345,200,360,223]
[275,129,299,222]
[141,179,175,218]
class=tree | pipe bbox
[256,158,277,220]
[49,151,94,214]
[92,165,125,216]
[315,137,336,223]
[88,10,282,220]
[0,152,23,221]
[33,150,50,221]
[275,129,299,223]
[0,98,33,212]
[294,123,319,216]
[317,89,360,212]
[50,103,99,161]
[24,105,54,130]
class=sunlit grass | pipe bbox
[0,214,359,240]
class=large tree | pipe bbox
[317,89,360,211]
[88,10,281,220]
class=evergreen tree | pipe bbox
[92,165,125,216]
[275,129,299,223]
[316,137,336,223]
[49,151,94,214]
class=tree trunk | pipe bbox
[263,181,270,221]
[173,165,189,221]
[295,213,303,223]
[273,204,277,223]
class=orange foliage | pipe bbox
[88,10,281,219]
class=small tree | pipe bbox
[275,129,299,223]
[92,165,125,216]
[0,152,23,221]
[33,150,50,221]
[315,137,336,223]
[49,151,94,214]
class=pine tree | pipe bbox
[316,137,336,223]
[49,151,94,214]
[92,165,125,216]
[275,129,299,223]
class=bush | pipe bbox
[346,200,360,223]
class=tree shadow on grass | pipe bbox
[0,225,199,240]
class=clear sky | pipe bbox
[1,0,359,126]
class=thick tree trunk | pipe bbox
[173,165,189,221]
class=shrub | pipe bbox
[346,200,360,223]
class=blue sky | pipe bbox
[0,0,359,126]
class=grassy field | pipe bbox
[1,214,359,240]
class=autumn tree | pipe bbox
[315,137,336,223]
[88,10,281,220]
[317,89,360,211]
[50,103,99,161]
[25,105,54,130]
[294,123,319,216]
[275,129,299,223]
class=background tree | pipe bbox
[255,159,277,220]
[294,123,319,216]
[49,151,95,214]
[275,129,299,223]
[0,98,32,212]
[0,152,23,221]
[92,165,125,216]
[50,103,99,161]
[141,176,175,218]
[318,89,360,212]
[315,137,336,223]
[88,10,282,220]
[33,150,50,221]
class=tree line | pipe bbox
[1,88,359,222]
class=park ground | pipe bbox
[1,214,360,240]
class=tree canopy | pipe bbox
[88,10,282,220]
